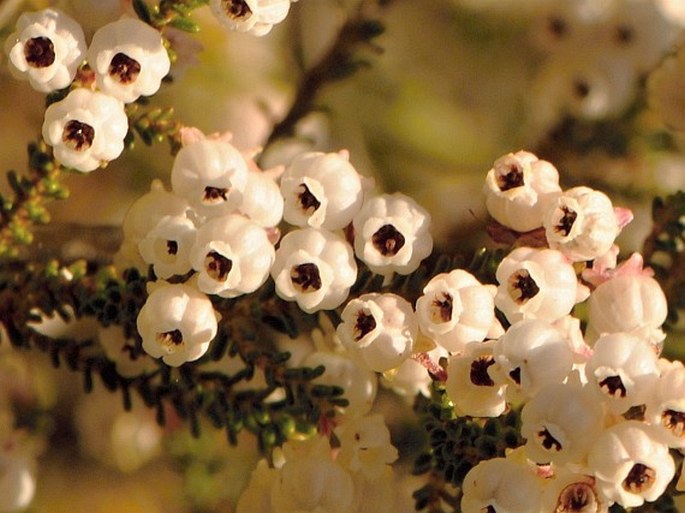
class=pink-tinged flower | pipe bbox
[588,421,675,509]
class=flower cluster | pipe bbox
[456,150,679,512]
[119,132,434,367]
[527,0,681,125]
[237,414,398,513]
[6,9,170,172]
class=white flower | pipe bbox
[136,282,219,367]
[98,325,157,378]
[190,214,275,298]
[42,88,128,172]
[281,150,364,231]
[588,421,675,508]
[586,272,668,347]
[271,228,357,313]
[493,319,574,402]
[239,167,284,228]
[483,150,561,233]
[270,437,356,513]
[380,344,447,399]
[209,0,295,37]
[138,213,197,279]
[116,181,191,271]
[171,139,250,218]
[87,17,170,103]
[461,456,544,513]
[544,186,621,262]
[646,360,685,448]
[237,460,280,513]
[353,193,432,276]
[530,53,637,122]
[495,247,586,324]
[335,414,398,479]
[521,378,604,466]
[600,0,677,72]
[301,350,377,417]
[0,451,36,512]
[337,293,417,373]
[445,340,507,418]
[5,8,86,93]
[416,269,497,353]
[584,332,660,415]
[541,470,609,513]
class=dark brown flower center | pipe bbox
[166,240,178,255]
[556,483,599,513]
[354,311,377,341]
[495,163,524,191]
[431,292,453,323]
[372,224,405,256]
[573,79,590,99]
[598,375,627,398]
[62,120,95,152]
[222,0,253,19]
[661,409,685,438]
[537,427,562,451]
[157,329,183,346]
[509,366,521,385]
[555,206,578,236]
[203,186,229,204]
[290,263,322,292]
[480,506,496,513]
[204,250,233,281]
[298,183,321,213]
[622,463,656,494]
[470,356,496,386]
[108,52,141,84]
[24,36,55,68]
[546,16,568,39]
[615,25,634,45]
[507,269,539,304]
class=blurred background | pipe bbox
[2,0,685,511]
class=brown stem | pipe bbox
[260,0,391,157]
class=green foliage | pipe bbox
[411,382,524,512]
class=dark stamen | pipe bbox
[108,52,141,84]
[62,120,95,152]
[203,186,229,204]
[24,36,55,68]
[507,270,539,304]
[470,356,496,386]
[598,375,627,398]
[556,483,598,513]
[204,251,233,281]
[290,263,322,292]
[496,163,525,191]
[222,0,252,19]
[372,224,405,256]
[431,292,453,323]
[166,240,178,255]
[157,329,183,346]
[622,463,656,494]
[661,409,685,438]
[354,311,377,341]
[298,183,321,213]
[537,427,562,451]
[509,367,521,385]
[555,206,578,236]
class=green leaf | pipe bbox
[133,0,153,24]
[169,16,200,33]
